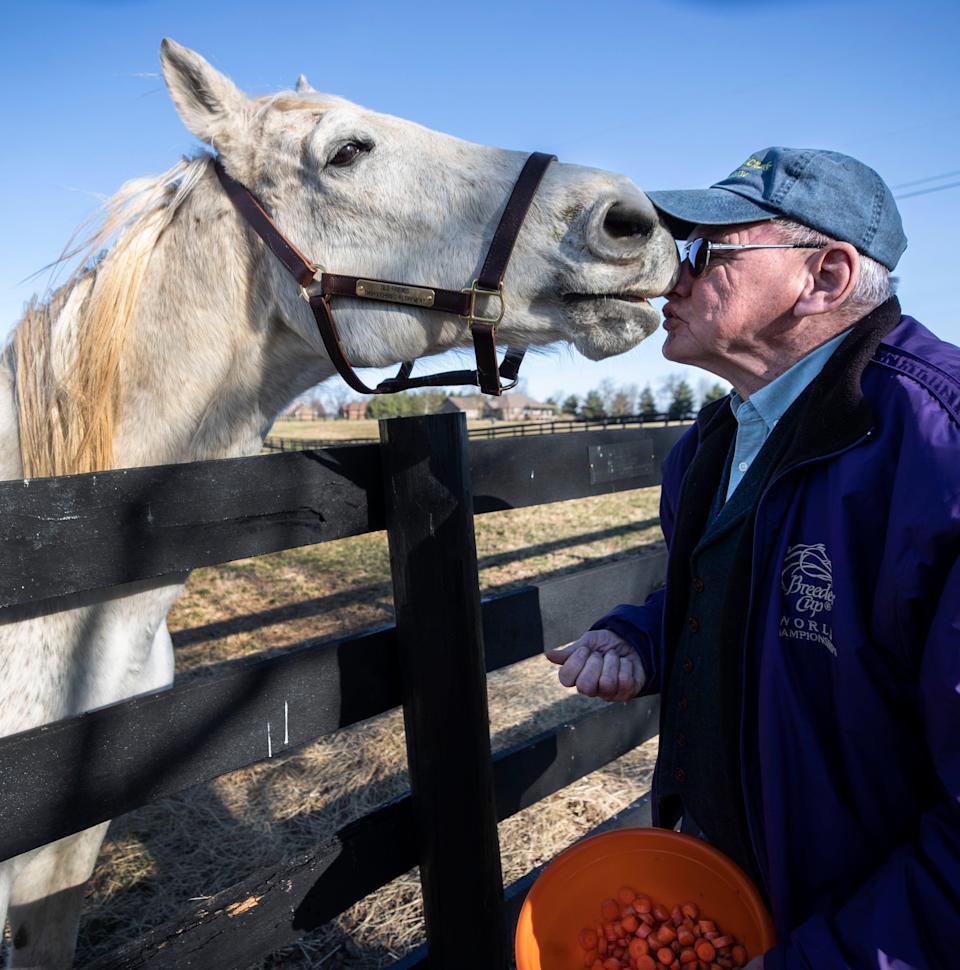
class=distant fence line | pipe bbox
[264,412,688,451]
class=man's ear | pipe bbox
[160,38,250,149]
[794,242,859,317]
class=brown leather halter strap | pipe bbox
[214,152,555,395]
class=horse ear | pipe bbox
[295,74,315,93]
[160,38,249,148]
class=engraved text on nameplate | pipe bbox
[355,280,436,308]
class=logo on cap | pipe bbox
[731,158,773,178]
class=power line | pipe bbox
[891,168,960,190]
[896,179,960,201]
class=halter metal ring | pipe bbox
[299,263,327,302]
[460,280,505,326]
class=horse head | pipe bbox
[160,39,678,377]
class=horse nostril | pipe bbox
[603,201,656,240]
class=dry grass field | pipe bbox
[268,416,516,443]
[66,481,665,968]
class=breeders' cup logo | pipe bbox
[779,543,837,655]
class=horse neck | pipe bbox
[112,168,332,470]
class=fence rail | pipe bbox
[0,415,679,968]
[263,411,689,451]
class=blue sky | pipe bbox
[2,0,958,406]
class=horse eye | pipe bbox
[328,141,368,168]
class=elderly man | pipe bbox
[547,148,960,969]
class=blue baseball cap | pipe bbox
[648,147,907,270]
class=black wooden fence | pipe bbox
[0,413,686,969]
[263,412,683,452]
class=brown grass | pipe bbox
[69,486,664,968]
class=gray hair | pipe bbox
[770,217,898,316]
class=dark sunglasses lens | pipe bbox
[689,238,707,276]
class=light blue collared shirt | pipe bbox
[725,329,852,501]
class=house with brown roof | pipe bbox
[483,393,556,421]
[282,401,326,420]
[438,393,556,422]
[339,400,369,420]
[438,395,487,420]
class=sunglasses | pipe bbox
[680,237,826,277]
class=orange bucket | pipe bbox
[515,828,775,969]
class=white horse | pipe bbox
[0,39,677,968]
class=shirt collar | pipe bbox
[729,328,853,431]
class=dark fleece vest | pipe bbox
[656,394,803,891]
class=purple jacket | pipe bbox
[595,300,960,969]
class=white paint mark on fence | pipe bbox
[284,702,289,745]
[267,721,272,758]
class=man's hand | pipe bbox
[545,629,645,701]
[744,958,764,969]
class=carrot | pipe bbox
[695,941,716,962]
[579,928,599,950]
[655,924,677,945]
[629,938,651,959]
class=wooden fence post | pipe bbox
[380,412,508,969]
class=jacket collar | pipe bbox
[692,295,903,467]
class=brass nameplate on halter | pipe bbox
[355,280,436,308]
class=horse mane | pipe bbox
[12,154,211,478]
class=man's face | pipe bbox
[661,222,812,379]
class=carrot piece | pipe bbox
[656,924,677,945]
[731,945,748,967]
[636,957,657,970]
[657,947,675,965]
[695,941,716,962]
[681,902,700,920]
[602,899,621,921]
[580,928,599,950]
[630,938,651,959]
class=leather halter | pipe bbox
[214,152,556,395]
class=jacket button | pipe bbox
[692,577,704,593]
[687,616,700,633]
[674,768,687,782]
[682,657,695,673]
[678,696,689,711]
[676,733,687,748]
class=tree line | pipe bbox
[550,376,728,421]
[288,375,730,421]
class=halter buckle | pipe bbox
[299,264,326,302]
[460,280,505,326]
